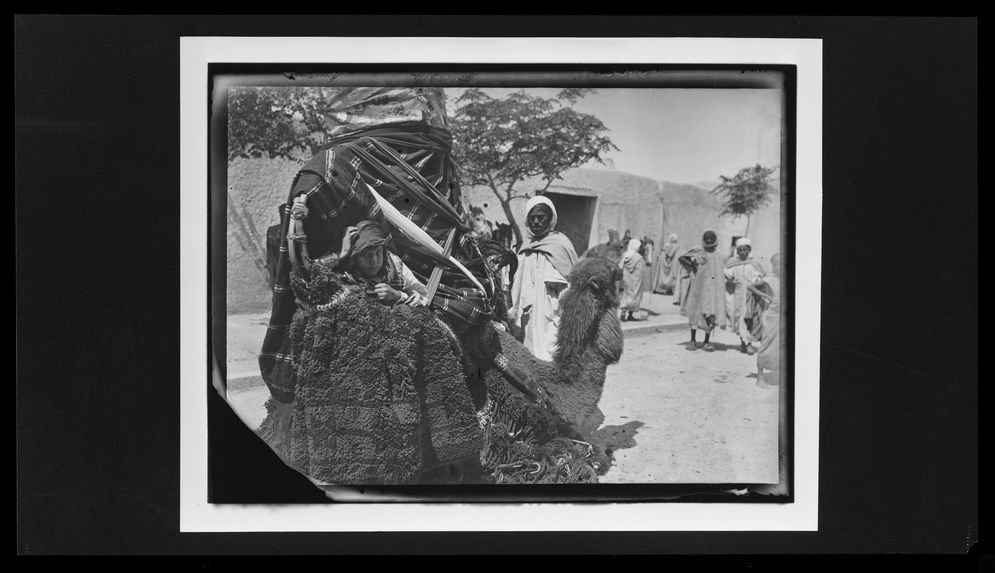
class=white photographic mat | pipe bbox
[181,37,821,532]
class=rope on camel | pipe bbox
[479,397,611,484]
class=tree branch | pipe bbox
[485,172,503,201]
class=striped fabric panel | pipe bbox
[421,210,438,230]
[259,352,295,363]
[324,149,335,181]
[325,186,357,220]
[259,125,495,401]
[304,179,323,197]
[413,154,431,171]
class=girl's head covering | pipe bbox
[352,219,389,255]
[668,233,679,243]
[525,195,557,238]
[702,229,718,248]
[735,237,752,248]
[626,238,642,255]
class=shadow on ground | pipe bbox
[590,420,645,457]
[680,340,740,353]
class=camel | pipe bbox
[470,257,624,481]
[492,257,623,429]
[256,255,624,486]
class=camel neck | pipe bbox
[554,351,608,385]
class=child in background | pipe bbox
[751,252,782,388]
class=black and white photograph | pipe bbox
[220,77,789,494]
[197,38,813,515]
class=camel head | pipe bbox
[553,257,624,366]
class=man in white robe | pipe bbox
[723,237,765,354]
[509,196,578,361]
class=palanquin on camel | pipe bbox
[254,87,624,487]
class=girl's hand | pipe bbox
[339,226,360,258]
[374,283,401,304]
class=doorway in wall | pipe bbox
[544,191,598,256]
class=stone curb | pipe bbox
[621,319,688,338]
[226,371,265,394]
[226,318,688,392]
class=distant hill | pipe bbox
[692,179,721,192]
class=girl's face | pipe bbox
[736,245,752,260]
[355,246,384,277]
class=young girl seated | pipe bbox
[343,219,430,307]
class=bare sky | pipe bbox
[449,88,783,186]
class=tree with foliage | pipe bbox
[451,88,618,246]
[227,86,336,161]
[711,164,778,236]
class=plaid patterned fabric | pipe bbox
[259,123,493,403]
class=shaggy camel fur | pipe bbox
[482,257,624,437]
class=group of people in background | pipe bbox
[581,228,663,323]
[677,230,782,388]
[473,199,782,388]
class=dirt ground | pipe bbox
[590,328,780,484]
